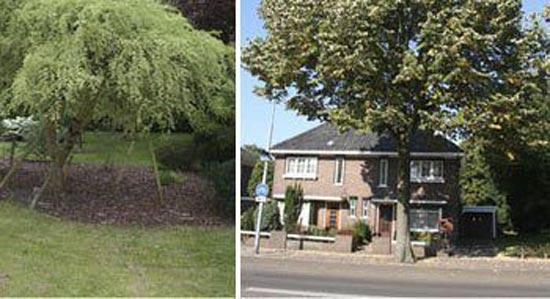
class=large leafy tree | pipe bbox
[243,0,547,262]
[0,0,234,190]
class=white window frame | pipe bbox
[362,199,370,220]
[410,160,444,183]
[379,159,388,187]
[283,156,318,179]
[333,157,345,185]
[349,197,357,218]
[409,207,442,232]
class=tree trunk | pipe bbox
[43,121,76,193]
[394,140,415,263]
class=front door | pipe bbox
[325,202,340,230]
[379,204,393,236]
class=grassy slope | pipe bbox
[0,132,192,166]
[0,201,234,297]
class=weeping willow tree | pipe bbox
[0,0,234,190]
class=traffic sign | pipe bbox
[255,183,269,198]
[255,196,267,203]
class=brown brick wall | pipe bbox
[273,155,461,230]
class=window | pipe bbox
[349,197,357,218]
[284,157,317,179]
[333,157,345,185]
[329,210,338,228]
[410,208,441,232]
[362,199,369,219]
[379,159,388,187]
[410,160,444,183]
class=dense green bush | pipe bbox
[241,208,255,231]
[156,126,235,171]
[240,201,282,231]
[201,159,235,218]
[352,220,372,246]
[156,138,199,171]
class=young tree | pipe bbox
[243,1,547,262]
[284,184,303,233]
[0,0,234,190]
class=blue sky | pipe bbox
[240,0,548,148]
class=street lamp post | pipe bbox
[253,101,276,254]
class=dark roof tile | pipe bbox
[271,123,461,153]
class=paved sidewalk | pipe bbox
[242,245,550,272]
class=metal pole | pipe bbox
[254,101,276,254]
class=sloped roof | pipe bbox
[271,123,462,153]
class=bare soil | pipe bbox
[0,161,230,226]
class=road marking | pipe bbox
[245,287,387,298]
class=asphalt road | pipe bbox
[242,255,550,297]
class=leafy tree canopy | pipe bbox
[1,0,234,135]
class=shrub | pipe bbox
[241,201,282,231]
[201,159,235,218]
[284,184,303,233]
[260,201,282,231]
[241,208,256,231]
[156,138,198,171]
[352,220,372,246]
[159,170,185,186]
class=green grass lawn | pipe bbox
[0,131,192,167]
[0,200,234,297]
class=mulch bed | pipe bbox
[0,160,231,227]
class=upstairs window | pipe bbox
[284,157,317,179]
[410,160,444,183]
[379,159,388,187]
[333,157,345,185]
[349,197,357,218]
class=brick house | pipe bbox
[270,123,463,241]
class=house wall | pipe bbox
[272,155,461,231]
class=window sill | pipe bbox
[334,182,344,186]
[410,228,439,233]
[283,174,317,180]
[378,184,388,188]
[410,178,445,184]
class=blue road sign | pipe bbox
[255,183,269,198]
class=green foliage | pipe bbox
[240,207,256,231]
[241,201,281,231]
[460,139,512,229]
[200,159,235,218]
[156,126,235,171]
[352,220,372,246]
[0,0,234,179]
[159,170,185,186]
[498,233,550,258]
[156,139,199,171]
[246,160,273,197]
[284,184,303,233]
